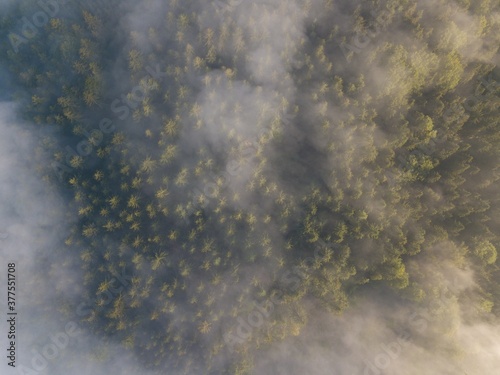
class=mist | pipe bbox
[0,0,499,374]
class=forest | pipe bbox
[0,0,499,374]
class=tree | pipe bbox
[129,49,143,72]
[152,252,167,270]
[474,239,497,265]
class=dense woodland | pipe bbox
[1,0,499,374]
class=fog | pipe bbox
[0,0,499,374]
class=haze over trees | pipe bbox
[0,0,499,374]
